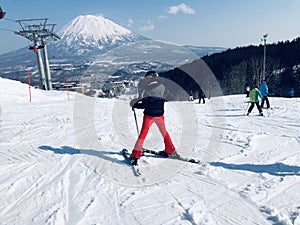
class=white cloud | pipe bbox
[158,15,168,21]
[168,3,196,15]
[128,19,133,27]
[94,13,105,17]
[140,20,155,32]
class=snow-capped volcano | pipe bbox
[59,15,140,47]
[0,14,220,85]
[50,14,148,58]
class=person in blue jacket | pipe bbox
[288,88,295,98]
[260,80,270,108]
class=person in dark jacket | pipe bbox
[129,71,177,165]
[198,88,206,104]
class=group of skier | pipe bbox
[246,80,271,116]
[126,70,271,166]
[189,90,206,103]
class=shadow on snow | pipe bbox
[210,162,300,176]
[39,145,126,166]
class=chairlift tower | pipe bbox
[14,18,60,90]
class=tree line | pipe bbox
[161,37,300,98]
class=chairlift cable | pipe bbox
[0,26,15,32]
[3,17,17,23]
[0,17,18,33]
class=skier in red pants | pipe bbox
[129,71,177,165]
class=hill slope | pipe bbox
[1,77,300,224]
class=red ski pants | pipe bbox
[132,115,175,159]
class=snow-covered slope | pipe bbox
[1,77,300,225]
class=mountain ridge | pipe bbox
[0,14,224,85]
[50,14,149,58]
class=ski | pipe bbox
[121,149,141,177]
[143,148,202,164]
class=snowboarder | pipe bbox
[260,80,270,108]
[247,85,264,116]
[129,71,177,165]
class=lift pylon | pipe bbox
[15,18,60,90]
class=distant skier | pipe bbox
[245,86,250,97]
[288,88,295,98]
[198,88,206,104]
[129,71,177,165]
[260,80,270,108]
[189,91,194,101]
[247,85,263,116]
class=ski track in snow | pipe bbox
[1,78,300,225]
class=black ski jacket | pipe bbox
[131,79,167,117]
[132,97,165,117]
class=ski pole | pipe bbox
[244,101,250,115]
[132,108,140,135]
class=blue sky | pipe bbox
[0,0,299,54]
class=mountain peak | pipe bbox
[52,14,148,57]
[59,15,133,44]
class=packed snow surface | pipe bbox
[1,77,300,225]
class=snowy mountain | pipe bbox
[184,45,227,57]
[1,77,300,224]
[49,14,149,58]
[60,15,136,45]
[0,14,226,86]
[0,15,148,67]
[0,14,200,84]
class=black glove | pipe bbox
[130,98,139,108]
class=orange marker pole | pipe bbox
[66,74,69,100]
[28,69,32,103]
[86,81,88,95]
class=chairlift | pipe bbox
[0,7,6,19]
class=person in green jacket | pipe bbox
[247,85,263,116]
